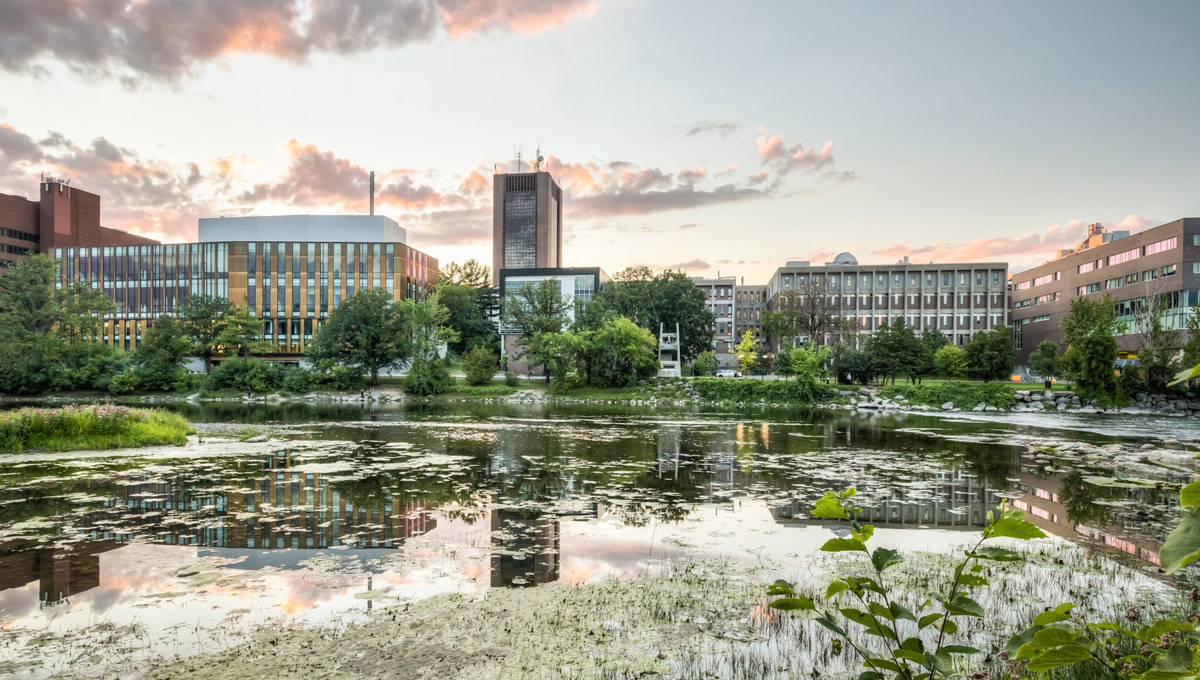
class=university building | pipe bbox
[1010,219,1200,365]
[53,214,438,359]
[0,178,155,267]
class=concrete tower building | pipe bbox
[492,171,563,283]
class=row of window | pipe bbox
[0,227,38,243]
[1076,265,1176,296]
[779,269,1005,292]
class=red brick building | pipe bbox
[0,178,156,268]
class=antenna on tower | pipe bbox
[534,140,543,172]
[369,171,375,216]
[515,146,523,173]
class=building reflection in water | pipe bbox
[0,542,119,606]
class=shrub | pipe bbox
[405,359,454,396]
[463,348,498,386]
[693,351,718,377]
[504,372,520,387]
[933,345,968,381]
[692,377,837,403]
[0,405,191,453]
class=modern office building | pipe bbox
[492,171,563,284]
[735,283,768,347]
[692,276,737,353]
[497,266,609,373]
[53,214,438,359]
[0,178,155,267]
[765,253,1010,348]
[1010,219,1200,365]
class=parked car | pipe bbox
[715,369,742,378]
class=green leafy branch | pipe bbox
[768,488,1048,680]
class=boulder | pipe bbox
[941,402,954,411]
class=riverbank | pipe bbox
[5,377,1199,420]
[0,405,192,453]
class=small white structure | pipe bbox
[658,323,681,378]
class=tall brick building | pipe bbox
[0,178,156,268]
[1010,218,1200,365]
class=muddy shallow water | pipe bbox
[1,403,1197,678]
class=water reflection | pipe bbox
[0,406,1184,615]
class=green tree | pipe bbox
[503,279,571,381]
[177,294,230,372]
[439,259,499,356]
[463,347,498,386]
[307,289,409,385]
[963,327,1013,382]
[577,316,659,388]
[831,343,872,384]
[865,318,922,384]
[917,329,949,382]
[735,331,760,375]
[582,267,715,362]
[774,346,794,379]
[1062,294,1123,404]
[215,305,271,358]
[933,344,968,381]
[1180,305,1200,390]
[1028,340,1061,389]
[0,254,117,394]
[790,344,830,387]
[693,350,718,377]
[1135,292,1179,392]
[132,316,193,391]
[402,292,458,396]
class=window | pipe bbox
[894,273,902,285]
[1033,274,1054,286]
[1015,280,1032,290]
[1163,264,1177,277]
[942,272,951,286]
[1032,315,1051,323]
[1014,299,1031,309]
[1125,273,1140,285]
[1106,277,1122,290]
[1193,235,1200,247]
[1143,268,1159,282]
[992,271,1002,285]
[958,273,967,285]
[1145,237,1178,256]
[975,272,984,286]
[1193,263,1200,275]
[926,273,934,286]
[1108,247,1140,266]
[1078,261,1094,274]
[1078,283,1102,295]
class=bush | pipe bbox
[0,405,191,453]
[877,382,1015,408]
[693,351,718,377]
[504,372,520,387]
[405,359,454,396]
[463,348,498,386]
[692,377,837,403]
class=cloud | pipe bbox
[681,119,737,138]
[871,216,1163,270]
[665,258,710,271]
[756,134,835,175]
[0,0,600,84]
[0,121,854,251]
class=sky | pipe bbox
[1,0,1198,281]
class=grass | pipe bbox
[0,405,192,453]
[442,378,524,397]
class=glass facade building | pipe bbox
[54,239,437,357]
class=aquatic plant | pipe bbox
[767,487,1048,679]
[0,404,191,453]
[1004,479,1200,678]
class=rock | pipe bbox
[972,403,986,412]
[1056,402,1067,411]
[244,435,268,443]
[941,402,954,411]
[984,405,999,412]
[1031,393,1044,401]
